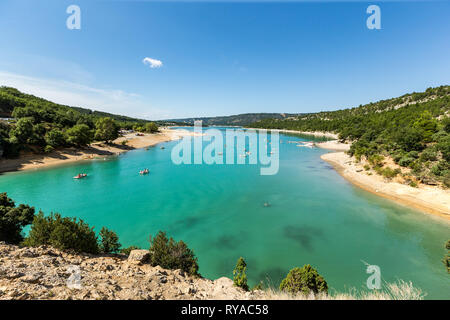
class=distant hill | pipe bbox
[164,113,300,126]
[0,86,147,123]
[249,85,450,187]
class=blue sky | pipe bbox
[0,1,449,119]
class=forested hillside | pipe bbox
[249,86,450,187]
[165,113,300,126]
[0,87,155,158]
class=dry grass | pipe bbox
[258,280,425,300]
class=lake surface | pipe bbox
[0,128,449,298]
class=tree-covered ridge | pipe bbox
[165,113,300,127]
[0,87,157,158]
[249,86,450,187]
[0,86,146,123]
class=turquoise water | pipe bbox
[0,128,449,298]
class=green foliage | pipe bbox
[45,129,66,148]
[149,231,199,276]
[0,87,151,157]
[380,167,401,179]
[249,86,450,186]
[94,117,119,143]
[444,240,450,273]
[443,173,450,188]
[9,117,34,144]
[0,193,35,244]
[99,227,121,254]
[23,212,99,254]
[145,122,159,133]
[65,124,93,146]
[279,265,328,295]
[233,257,249,291]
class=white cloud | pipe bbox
[142,57,163,69]
[0,71,171,120]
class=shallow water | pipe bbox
[0,128,449,298]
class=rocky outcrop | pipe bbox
[0,242,264,300]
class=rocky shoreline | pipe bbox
[0,242,263,300]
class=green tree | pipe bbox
[145,122,159,133]
[45,128,66,148]
[233,257,249,291]
[99,227,121,254]
[0,193,35,244]
[279,265,328,295]
[23,212,99,254]
[149,231,199,276]
[66,124,93,146]
[94,117,119,143]
[9,117,34,144]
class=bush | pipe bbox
[444,240,450,273]
[381,167,400,179]
[368,154,384,167]
[45,129,66,148]
[398,156,414,167]
[0,193,35,244]
[420,148,437,162]
[409,181,418,188]
[279,265,328,295]
[145,122,159,133]
[149,231,199,276]
[233,257,249,291]
[23,212,99,254]
[99,227,121,254]
[94,117,119,143]
[66,124,93,146]
[444,173,450,188]
[44,145,54,153]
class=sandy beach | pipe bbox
[0,128,197,174]
[321,151,450,220]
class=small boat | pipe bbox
[263,202,271,207]
[73,173,87,179]
[217,152,223,156]
[139,169,149,175]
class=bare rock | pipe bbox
[127,250,150,265]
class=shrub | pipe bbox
[94,117,119,143]
[279,265,328,295]
[149,231,199,276]
[0,193,35,244]
[409,181,418,188]
[381,167,400,179]
[398,156,414,167]
[66,124,93,146]
[419,148,437,162]
[23,212,99,254]
[368,154,384,167]
[233,257,249,291]
[145,122,159,133]
[44,145,54,153]
[444,173,450,188]
[45,129,66,148]
[99,227,121,254]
